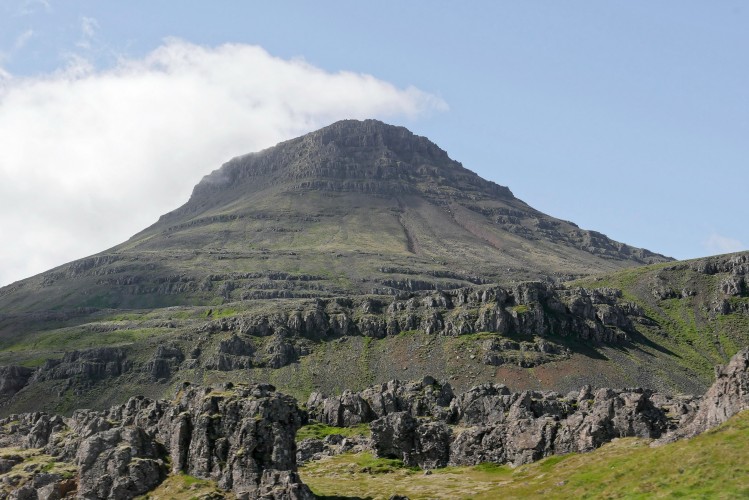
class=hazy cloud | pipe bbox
[704,233,745,255]
[76,16,98,49]
[0,39,446,286]
[17,0,51,16]
[0,29,34,64]
[13,29,34,51]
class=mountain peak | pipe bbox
[182,119,514,215]
[2,119,671,314]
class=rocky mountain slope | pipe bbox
[0,119,746,445]
[0,250,747,416]
[0,120,668,314]
[1,348,747,499]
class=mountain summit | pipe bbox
[2,119,668,312]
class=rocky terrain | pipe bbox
[0,250,747,415]
[0,383,313,499]
[0,120,746,497]
[0,348,747,499]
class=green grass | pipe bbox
[134,472,232,499]
[510,304,530,314]
[0,326,174,352]
[296,422,370,442]
[300,409,749,499]
[571,260,748,383]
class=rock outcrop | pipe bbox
[307,348,749,469]
[307,376,455,427]
[209,283,641,347]
[0,383,313,499]
[662,347,749,442]
[1,348,749,497]
[33,347,131,383]
[308,376,701,469]
[0,366,33,396]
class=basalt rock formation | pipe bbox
[1,349,748,498]
[2,252,749,415]
[306,375,698,469]
[661,347,749,442]
[303,348,749,471]
[0,383,313,499]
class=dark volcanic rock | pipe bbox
[0,383,313,499]
[77,426,167,499]
[306,377,455,427]
[309,376,700,468]
[144,344,184,379]
[370,412,452,469]
[0,366,33,396]
[33,347,131,383]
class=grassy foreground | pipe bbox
[300,410,749,499]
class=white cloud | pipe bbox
[704,233,745,255]
[0,39,447,287]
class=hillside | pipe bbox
[0,120,744,418]
[0,120,667,314]
[0,251,747,416]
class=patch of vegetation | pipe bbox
[296,422,370,442]
[354,452,418,474]
[0,326,174,353]
[134,472,231,499]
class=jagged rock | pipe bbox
[316,376,697,468]
[296,438,326,464]
[0,366,33,397]
[76,426,167,499]
[204,335,254,371]
[144,345,184,379]
[0,383,313,499]
[264,335,305,368]
[307,377,454,426]
[664,348,749,442]
[306,391,374,427]
[33,347,131,383]
[370,412,451,469]
[255,470,314,500]
[296,435,372,465]
[448,383,514,425]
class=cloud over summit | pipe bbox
[0,39,446,286]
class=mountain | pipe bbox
[1,120,747,419]
[0,119,668,313]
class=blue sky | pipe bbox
[0,1,747,285]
